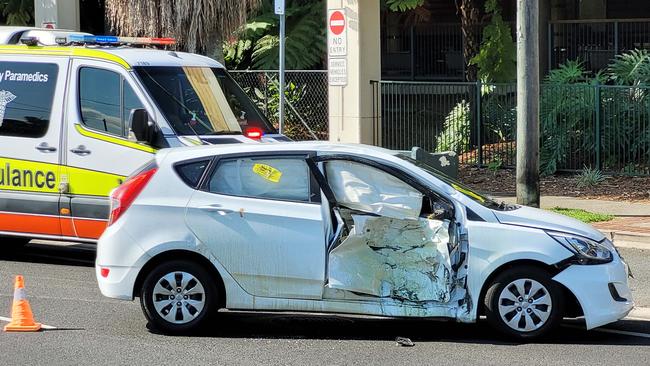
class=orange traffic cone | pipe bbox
[4,275,41,332]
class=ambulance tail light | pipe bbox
[245,127,264,140]
[108,165,158,226]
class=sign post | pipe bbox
[275,0,286,134]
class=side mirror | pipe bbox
[129,109,157,145]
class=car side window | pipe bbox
[0,61,58,138]
[79,67,144,137]
[208,156,311,202]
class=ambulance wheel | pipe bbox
[2,236,30,250]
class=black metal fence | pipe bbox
[230,70,328,141]
[371,80,650,175]
[549,19,650,74]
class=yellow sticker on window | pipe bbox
[452,183,485,203]
[252,163,282,183]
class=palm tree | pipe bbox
[105,0,261,61]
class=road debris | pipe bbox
[395,336,414,347]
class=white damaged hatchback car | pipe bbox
[96,143,633,339]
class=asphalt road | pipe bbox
[1,241,650,365]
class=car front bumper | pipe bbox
[553,253,633,329]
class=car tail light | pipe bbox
[108,166,158,226]
[245,127,264,140]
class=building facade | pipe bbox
[381,0,650,80]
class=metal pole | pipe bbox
[279,13,286,134]
[595,82,601,170]
[516,0,540,207]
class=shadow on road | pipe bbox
[148,312,650,346]
[0,240,95,267]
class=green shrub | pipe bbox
[436,100,471,154]
[576,166,605,188]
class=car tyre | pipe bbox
[484,266,564,340]
[140,259,218,335]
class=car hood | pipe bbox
[492,206,606,241]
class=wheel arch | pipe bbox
[476,259,583,318]
[133,249,226,308]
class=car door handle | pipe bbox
[199,204,235,215]
[70,145,91,156]
[35,142,57,153]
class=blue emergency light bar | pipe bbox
[57,34,175,46]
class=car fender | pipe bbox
[464,221,575,321]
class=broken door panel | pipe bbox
[325,161,424,220]
[327,215,453,303]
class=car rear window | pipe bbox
[175,160,210,188]
[0,62,58,138]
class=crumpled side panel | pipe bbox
[328,215,453,303]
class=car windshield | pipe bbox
[396,153,511,210]
[134,66,276,136]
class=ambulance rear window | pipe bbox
[0,62,58,138]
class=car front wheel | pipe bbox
[140,260,218,334]
[484,266,564,339]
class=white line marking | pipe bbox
[563,324,650,339]
[0,316,56,329]
[593,327,650,339]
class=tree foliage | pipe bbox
[0,0,33,25]
[225,0,325,70]
[105,0,260,59]
[607,49,650,86]
[225,0,425,70]
[469,0,515,83]
[384,0,425,12]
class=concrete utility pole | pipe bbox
[275,0,286,134]
[516,0,540,207]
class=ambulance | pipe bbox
[0,34,283,245]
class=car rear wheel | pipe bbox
[140,260,218,334]
[484,266,564,339]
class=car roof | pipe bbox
[157,142,400,164]
[0,44,224,69]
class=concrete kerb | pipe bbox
[601,230,650,250]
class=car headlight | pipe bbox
[547,231,613,264]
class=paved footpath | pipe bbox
[496,195,650,216]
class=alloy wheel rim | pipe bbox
[152,271,206,325]
[497,278,552,332]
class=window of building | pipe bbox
[0,62,58,138]
[209,156,312,202]
[79,67,144,137]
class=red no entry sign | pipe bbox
[329,10,345,35]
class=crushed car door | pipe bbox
[311,157,461,303]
